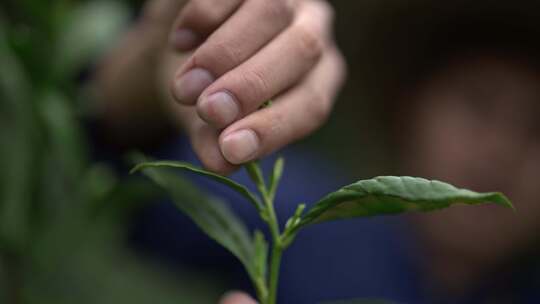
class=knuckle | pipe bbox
[263,110,285,138]
[314,0,335,23]
[307,90,332,125]
[213,40,244,65]
[293,24,324,61]
[256,0,295,25]
[299,0,335,43]
[255,111,286,153]
[240,67,271,105]
[193,40,243,75]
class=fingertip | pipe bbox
[201,155,237,176]
[219,292,257,304]
[197,91,240,128]
[171,68,215,105]
[219,129,260,165]
[191,123,237,175]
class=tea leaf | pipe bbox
[132,161,262,210]
[253,230,269,299]
[134,165,263,287]
[268,158,284,201]
[246,161,266,194]
[0,23,35,249]
[299,176,513,228]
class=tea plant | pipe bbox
[1,1,226,303]
[132,158,514,304]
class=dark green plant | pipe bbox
[132,158,514,304]
[1,1,226,303]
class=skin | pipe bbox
[219,292,257,304]
[96,1,540,301]
[94,0,346,175]
[93,0,344,301]
[217,53,540,301]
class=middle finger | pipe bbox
[172,0,297,105]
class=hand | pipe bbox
[168,0,346,174]
[219,292,257,304]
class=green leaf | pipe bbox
[268,158,284,201]
[26,203,224,304]
[0,22,35,250]
[132,161,262,210]
[282,204,306,248]
[55,0,130,77]
[252,230,269,299]
[39,90,88,179]
[299,176,514,228]
[78,164,117,210]
[253,231,268,279]
[245,161,267,196]
[133,164,263,288]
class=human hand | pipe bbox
[168,0,346,174]
[219,292,257,304]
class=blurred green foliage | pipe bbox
[0,1,224,303]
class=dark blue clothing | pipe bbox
[128,137,540,304]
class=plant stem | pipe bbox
[267,243,283,304]
[264,193,282,304]
[259,183,282,304]
[246,161,284,304]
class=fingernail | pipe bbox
[198,91,240,127]
[221,130,259,164]
[173,68,215,105]
[170,28,199,50]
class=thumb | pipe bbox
[219,292,258,304]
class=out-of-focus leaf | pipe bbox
[39,90,88,178]
[31,162,90,273]
[132,161,262,209]
[0,23,30,104]
[25,214,224,304]
[0,20,35,250]
[299,176,514,228]
[55,0,129,77]
[133,164,263,287]
[92,176,164,222]
[78,164,117,209]
[245,161,266,193]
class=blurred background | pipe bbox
[2,0,540,303]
